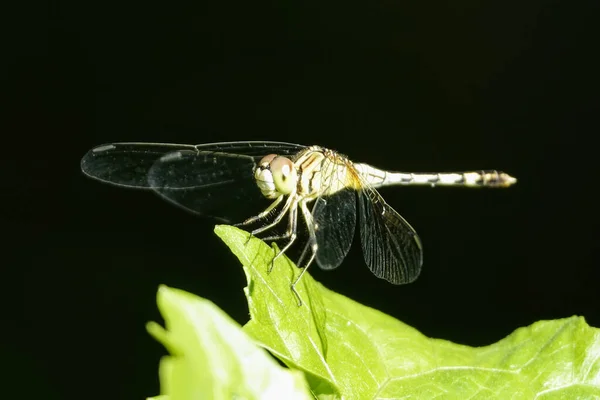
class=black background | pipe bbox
[5,0,599,398]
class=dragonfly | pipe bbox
[80,141,516,305]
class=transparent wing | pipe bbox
[80,141,306,223]
[80,141,306,188]
[312,188,357,270]
[357,183,423,284]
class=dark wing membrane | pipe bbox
[358,186,423,284]
[312,188,357,270]
[312,156,358,270]
[147,149,263,222]
[80,141,306,188]
[80,141,307,223]
[81,142,193,188]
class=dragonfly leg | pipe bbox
[296,198,321,266]
[260,198,298,242]
[266,202,298,274]
[295,199,320,266]
[236,196,285,244]
[249,194,294,237]
[291,200,318,307]
[235,195,284,227]
[296,238,313,268]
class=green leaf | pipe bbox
[146,285,312,400]
[215,225,600,399]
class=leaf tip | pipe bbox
[214,224,231,239]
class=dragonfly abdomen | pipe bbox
[355,163,517,189]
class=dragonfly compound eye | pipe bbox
[270,156,297,195]
[258,154,277,167]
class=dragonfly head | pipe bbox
[254,154,298,199]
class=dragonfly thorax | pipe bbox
[254,154,298,199]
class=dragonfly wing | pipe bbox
[80,141,306,188]
[312,188,357,270]
[80,141,307,223]
[357,186,423,284]
[147,148,267,222]
[80,142,195,188]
